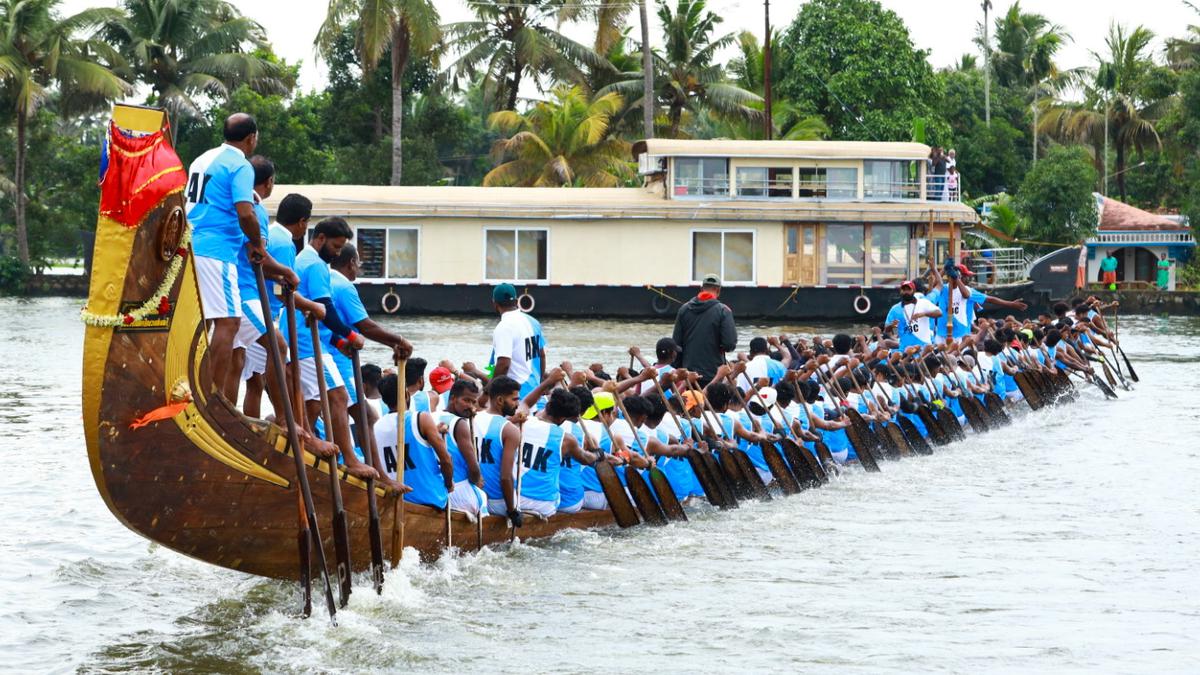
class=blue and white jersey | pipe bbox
[490,310,546,398]
[516,417,564,503]
[473,411,511,501]
[280,245,330,360]
[234,195,270,302]
[733,410,770,474]
[929,285,987,339]
[265,223,297,316]
[411,390,433,414]
[579,419,605,493]
[185,144,254,263]
[372,410,447,508]
[436,411,471,483]
[327,269,368,355]
[558,420,586,507]
[637,364,675,397]
[645,421,702,499]
[885,298,939,350]
[600,418,647,487]
[741,354,786,389]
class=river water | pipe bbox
[2,297,1198,674]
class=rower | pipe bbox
[740,337,788,390]
[373,374,453,508]
[185,113,272,395]
[578,392,629,510]
[632,340,679,396]
[641,393,704,501]
[286,217,376,480]
[556,386,596,514]
[473,376,524,526]
[489,283,547,400]
[427,366,455,412]
[438,379,488,518]
[520,389,601,519]
[406,358,432,413]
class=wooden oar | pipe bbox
[467,417,484,550]
[885,358,947,447]
[863,369,916,456]
[814,363,882,471]
[1113,308,1138,382]
[595,397,668,526]
[308,317,354,608]
[674,377,744,505]
[685,378,760,501]
[845,364,906,459]
[280,290,312,616]
[610,386,687,522]
[256,267,337,624]
[580,423,642,527]
[510,417,524,542]
[738,373,821,489]
[723,372,801,495]
[664,378,737,508]
[915,356,966,442]
[349,349,386,595]
[391,356,407,565]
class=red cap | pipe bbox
[957,264,975,277]
[429,366,454,393]
[899,279,916,290]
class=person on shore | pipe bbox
[672,273,737,385]
[185,113,271,395]
[1157,254,1172,290]
[489,283,546,399]
[1100,252,1119,290]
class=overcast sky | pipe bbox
[65,0,1200,95]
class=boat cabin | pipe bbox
[268,139,978,318]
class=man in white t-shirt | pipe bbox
[884,279,942,350]
[489,283,547,399]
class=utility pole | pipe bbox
[764,0,773,140]
[639,0,654,139]
[982,0,992,127]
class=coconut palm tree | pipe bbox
[0,0,131,264]
[1040,24,1162,200]
[483,85,631,187]
[1166,1,1200,69]
[724,31,826,141]
[317,0,439,185]
[104,0,287,119]
[442,0,611,112]
[601,0,761,139]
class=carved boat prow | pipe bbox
[83,104,616,581]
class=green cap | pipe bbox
[492,283,518,303]
[701,273,721,287]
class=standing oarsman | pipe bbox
[672,273,737,385]
[928,262,1027,342]
[489,283,547,399]
[185,113,276,394]
[283,217,376,480]
[885,280,943,350]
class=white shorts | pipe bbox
[487,496,558,518]
[755,467,773,485]
[194,256,240,320]
[241,341,267,381]
[557,497,584,514]
[449,480,488,516]
[298,354,344,402]
[581,490,608,511]
[234,300,267,349]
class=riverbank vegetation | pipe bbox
[3,0,1200,279]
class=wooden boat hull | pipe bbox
[82,106,615,582]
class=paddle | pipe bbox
[256,267,337,624]
[736,370,820,489]
[813,362,883,470]
[391,356,407,565]
[594,398,667,526]
[845,363,906,460]
[723,371,801,495]
[510,412,525,542]
[466,417,484,549]
[580,423,642,527]
[885,357,948,447]
[611,372,687,521]
[915,355,966,442]
[280,290,312,616]
[665,377,738,509]
[1113,304,1139,382]
[685,377,760,501]
[348,350,386,595]
[308,317,354,608]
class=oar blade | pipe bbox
[596,460,641,528]
[626,467,669,526]
[647,467,688,522]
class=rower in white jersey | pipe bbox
[436,379,488,518]
[489,283,546,400]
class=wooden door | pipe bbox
[784,223,819,285]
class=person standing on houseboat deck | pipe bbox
[489,283,546,399]
[672,273,737,385]
[185,113,273,395]
[1100,252,1119,290]
[1157,254,1172,290]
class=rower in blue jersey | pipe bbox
[489,283,547,400]
[578,392,630,510]
[641,393,704,501]
[556,386,595,513]
[404,359,434,414]
[437,379,488,518]
[184,113,272,397]
[473,377,525,527]
[608,393,696,497]
[372,374,453,508]
[520,389,600,518]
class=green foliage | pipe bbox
[776,0,947,142]
[1014,145,1099,247]
[0,254,29,294]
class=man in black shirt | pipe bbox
[672,273,737,385]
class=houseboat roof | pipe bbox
[631,138,932,162]
[268,184,978,224]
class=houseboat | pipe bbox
[267,139,990,320]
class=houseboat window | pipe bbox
[863,160,920,199]
[387,227,419,279]
[868,224,908,284]
[795,168,858,199]
[692,230,754,283]
[486,228,547,281]
[825,224,865,284]
[828,168,858,199]
[737,166,792,198]
[674,157,729,197]
[356,228,387,279]
[787,226,798,254]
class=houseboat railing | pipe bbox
[675,177,960,202]
[961,247,1028,286]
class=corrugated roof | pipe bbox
[1097,195,1189,231]
[266,184,978,224]
[632,138,932,161]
